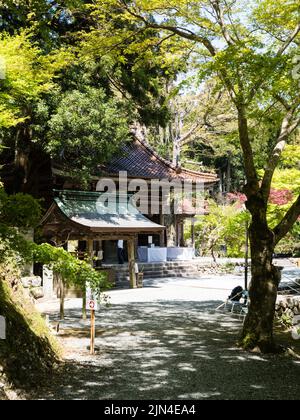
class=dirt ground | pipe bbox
[35,275,300,400]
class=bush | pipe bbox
[186,200,250,258]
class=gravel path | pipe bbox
[35,274,300,400]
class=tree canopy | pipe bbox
[1,0,300,353]
[77,0,300,351]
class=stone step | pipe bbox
[116,271,200,281]
[104,261,206,270]
[106,259,241,288]
[117,266,200,274]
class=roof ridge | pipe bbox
[134,136,178,172]
[134,136,217,180]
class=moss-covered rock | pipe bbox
[0,262,61,390]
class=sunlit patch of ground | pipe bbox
[35,275,300,400]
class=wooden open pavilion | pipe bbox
[41,190,165,288]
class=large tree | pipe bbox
[85,0,300,352]
[0,30,74,195]
[0,1,175,196]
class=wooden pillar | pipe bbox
[180,221,185,247]
[128,238,137,289]
[191,218,195,248]
[87,239,94,262]
[98,240,103,266]
[90,308,95,355]
[159,213,165,247]
[166,214,176,247]
[175,215,179,247]
[82,238,94,320]
[59,275,65,320]
[82,285,87,321]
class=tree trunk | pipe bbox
[59,276,65,321]
[13,125,31,194]
[226,153,231,193]
[172,136,181,167]
[240,223,282,353]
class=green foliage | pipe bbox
[280,145,300,169]
[31,243,109,291]
[0,0,81,48]
[277,312,294,329]
[0,185,108,291]
[0,185,41,261]
[46,87,130,176]
[0,12,172,191]
[0,190,41,229]
[0,30,72,129]
[266,144,300,254]
[274,225,300,256]
[254,0,300,33]
[79,1,180,127]
[189,200,250,258]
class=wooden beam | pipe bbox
[127,238,137,289]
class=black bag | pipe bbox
[229,286,243,302]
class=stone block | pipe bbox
[30,287,44,300]
[21,276,42,288]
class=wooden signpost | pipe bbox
[86,287,98,355]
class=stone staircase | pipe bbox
[104,261,215,289]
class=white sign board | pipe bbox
[87,299,98,311]
[0,316,6,340]
[86,286,99,311]
[43,265,54,298]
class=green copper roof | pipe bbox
[54,190,164,232]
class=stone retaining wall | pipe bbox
[276,296,300,318]
[21,276,44,301]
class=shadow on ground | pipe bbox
[37,300,300,400]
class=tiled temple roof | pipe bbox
[103,137,218,184]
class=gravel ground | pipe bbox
[35,273,300,400]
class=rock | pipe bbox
[21,276,42,288]
[286,309,294,318]
[293,307,300,315]
[30,287,44,300]
[31,277,42,288]
[21,277,32,288]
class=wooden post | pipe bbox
[179,221,185,247]
[159,213,165,247]
[59,275,65,320]
[83,239,94,320]
[128,238,137,289]
[98,240,103,266]
[82,284,87,321]
[87,239,94,263]
[191,218,195,248]
[175,215,180,247]
[87,238,97,355]
[90,308,95,355]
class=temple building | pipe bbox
[41,135,218,287]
